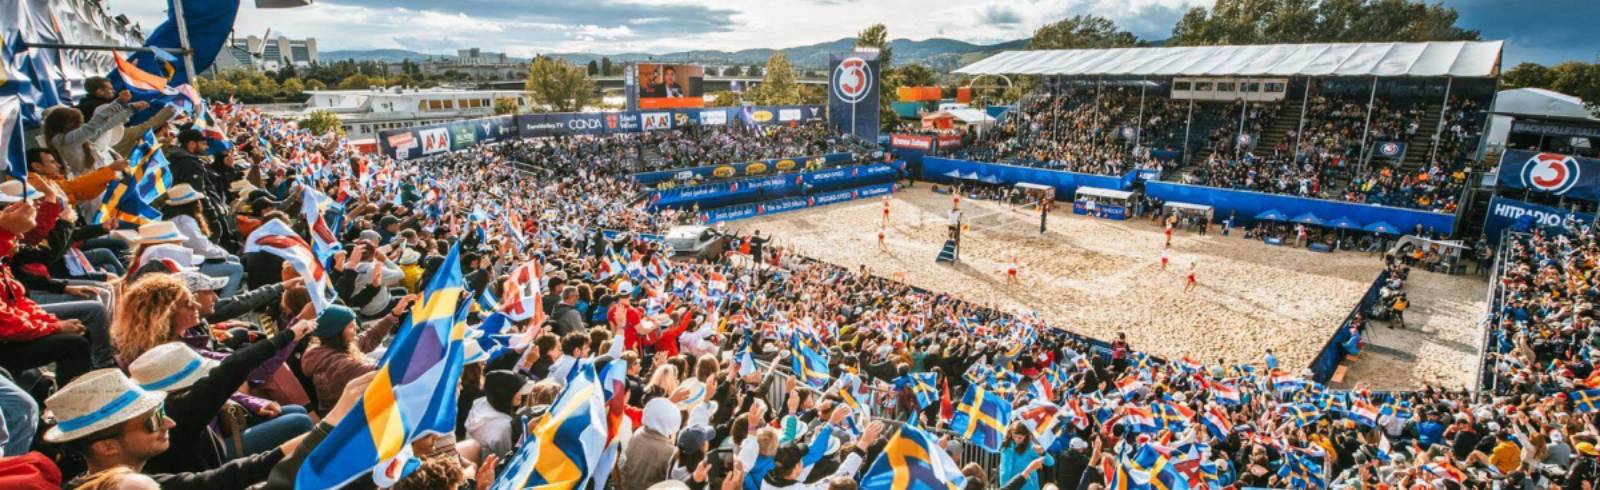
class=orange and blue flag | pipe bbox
[91,175,160,229]
[950,384,1010,453]
[490,362,607,490]
[904,372,938,410]
[129,130,170,201]
[859,422,965,490]
[296,241,469,488]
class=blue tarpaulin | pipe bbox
[1145,182,1453,236]
[922,158,1130,199]
[1327,216,1362,230]
[1291,212,1324,226]
[1362,221,1400,234]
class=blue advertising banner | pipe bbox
[377,105,824,160]
[651,163,900,210]
[1144,182,1455,236]
[698,183,897,224]
[1072,201,1128,220]
[634,152,854,186]
[1374,141,1406,160]
[1496,150,1600,202]
[922,158,1130,200]
[828,52,881,143]
[1483,195,1595,239]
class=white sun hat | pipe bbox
[42,369,167,443]
[129,342,218,393]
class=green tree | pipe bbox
[587,60,600,76]
[302,109,345,136]
[854,23,893,68]
[338,73,374,90]
[747,52,803,105]
[1502,62,1555,90]
[1029,15,1138,49]
[276,63,299,83]
[600,57,613,76]
[747,64,761,77]
[306,79,327,91]
[493,97,520,115]
[721,66,739,77]
[281,78,305,99]
[895,63,936,88]
[710,90,741,107]
[1170,0,1478,46]
[524,56,596,112]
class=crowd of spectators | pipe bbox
[635,123,875,173]
[963,88,1164,176]
[0,79,1594,490]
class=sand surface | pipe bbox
[736,186,1487,389]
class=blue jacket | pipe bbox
[998,442,1054,490]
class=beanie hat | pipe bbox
[316,305,357,339]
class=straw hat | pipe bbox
[134,221,184,245]
[129,342,217,392]
[164,184,202,206]
[138,243,204,268]
[177,271,227,293]
[42,369,167,443]
[0,180,43,203]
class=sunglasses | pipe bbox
[130,403,167,434]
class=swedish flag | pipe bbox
[296,241,470,488]
[790,333,831,389]
[91,175,161,228]
[859,422,965,490]
[491,362,607,490]
[907,372,938,410]
[950,384,1010,453]
[1573,388,1600,413]
[129,130,170,201]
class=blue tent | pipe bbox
[963,171,982,181]
[1327,216,1362,230]
[979,174,1003,184]
[943,169,963,179]
[1363,221,1400,234]
[1255,209,1287,221]
[1291,212,1325,226]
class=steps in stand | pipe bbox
[935,239,958,264]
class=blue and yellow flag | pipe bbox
[790,333,831,389]
[906,372,938,410]
[950,384,1010,453]
[859,422,965,490]
[491,362,607,490]
[1572,388,1600,413]
[129,130,170,201]
[91,175,161,228]
[296,242,469,488]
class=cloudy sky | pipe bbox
[113,0,1592,66]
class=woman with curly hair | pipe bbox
[109,274,199,366]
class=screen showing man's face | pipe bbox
[665,67,679,87]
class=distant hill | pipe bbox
[320,37,1028,72]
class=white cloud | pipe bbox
[570,25,636,40]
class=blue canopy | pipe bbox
[1363,221,1400,234]
[963,171,982,180]
[979,174,1003,184]
[943,169,963,179]
[1254,209,1287,221]
[1290,212,1324,226]
[1327,216,1362,230]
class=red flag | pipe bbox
[939,379,953,421]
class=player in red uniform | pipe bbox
[1160,252,1169,271]
[1185,263,1197,293]
[1006,256,1020,285]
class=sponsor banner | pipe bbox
[1496,150,1600,202]
[640,112,673,131]
[936,134,963,149]
[449,123,478,151]
[1511,120,1600,139]
[1483,195,1595,239]
[828,52,882,142]
[889,133,934,151]
[699,183,898,224]
[1073,201,1128,220]
[632,63,705,110]
[633,152,852,185]
[418,128,450,156]
[699,110,728,126]
[652,163,898,209]
[778,108,802,122]
[1374,141,1406,160]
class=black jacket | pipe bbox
[145,330,298,475]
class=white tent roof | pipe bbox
[1075,187,1135,200]
[955,41,1503,78]
[1492,88,1600,123]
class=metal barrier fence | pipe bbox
[1475,231,1521,393]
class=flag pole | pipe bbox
[170,0,200,85]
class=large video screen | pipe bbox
[635,63,704,109]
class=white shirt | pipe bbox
[173,215,230,260]
[465,398,513,457]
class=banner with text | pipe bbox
[1483,195,1596,239]
[633,152,854,186]
[698,183,897,224]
